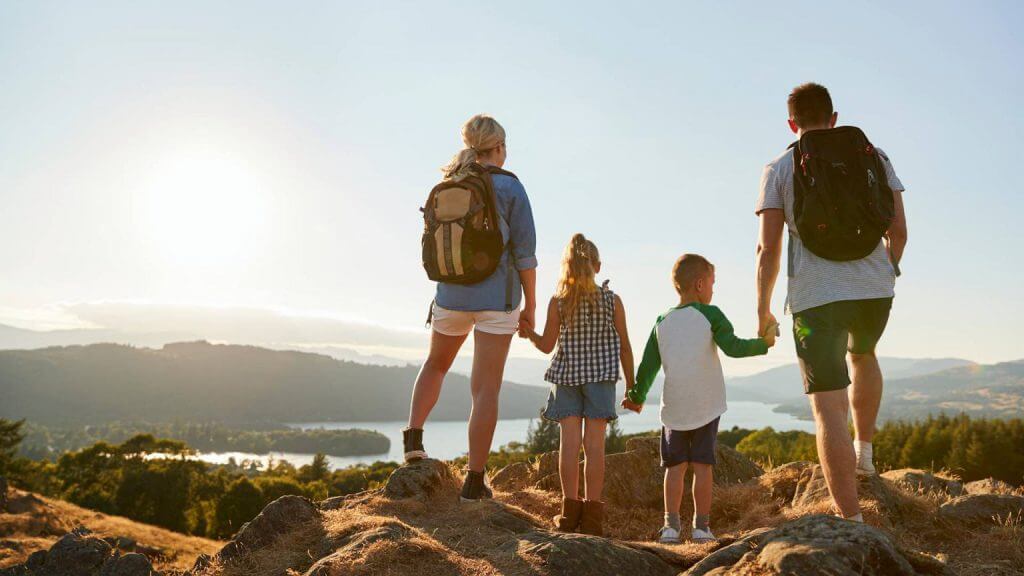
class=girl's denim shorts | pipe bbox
[541,380,618,422]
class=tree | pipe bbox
[605,419,625,453]
[212,477,264,538]
[0,419,25,475]
[526,419,560,454]
[298,453,330,483]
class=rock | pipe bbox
[190,553,212,573]
[39,530,113,575]
[215,495,320,562]
[384,458,457,499]
[760,461,816,503]
[963,478,1018,495]
[514,531,677,576]
[792,464,899,517]
[937,494,1024,526]
[881,469,964,497]
[0,476,7,511]
[26,550,47,570]
[683,515,952,576]
[98,553,155,576]
[491,462,532,492]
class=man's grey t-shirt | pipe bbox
[755,146,905,314]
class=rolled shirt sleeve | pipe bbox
[508,180,538,270]
[755,164,784,214]
[877,148,905,192]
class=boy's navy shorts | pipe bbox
[660,416,720,467]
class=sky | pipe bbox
[1,1,1022,377]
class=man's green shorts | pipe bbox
[792,297,893,394]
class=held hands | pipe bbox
[759,311,779,348]
[621,396,643,413]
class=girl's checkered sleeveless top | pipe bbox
[544,281,621,385]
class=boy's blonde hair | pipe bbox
[672,253,714,295]
[556,233,600,325]
[441,114,506,179]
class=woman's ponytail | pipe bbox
[442,114,506,179]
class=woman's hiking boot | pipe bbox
[460,470,492,502]
[553,498,583,532]
[402,427,427,463]
[579,500,605,536]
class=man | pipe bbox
[755,83,908,521]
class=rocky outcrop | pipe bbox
[213,495,320,563]
[882,469,964,497]
[682,514,952,576]
[791,464,900,518]
[384,458,458,499]
[963,477,1018,495]
[937,494,1024,526]
[0,527,158,576]
[514,532,676,576]
[496,436,762,508]
[759,461,815,502]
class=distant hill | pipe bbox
[726,357,976,404]
[0,341,548,426]
[771,360,1024,421]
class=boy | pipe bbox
[622,254,776,543]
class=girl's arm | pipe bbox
[526,297,560,354]
[612,295,635,393]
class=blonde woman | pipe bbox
[519,234,635,536]
[404,114,537,501]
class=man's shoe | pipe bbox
[855,459,877,476]
[403,428,427,463]
[691,527,717,543]
[657,525,681,544]
[460,470,490,502]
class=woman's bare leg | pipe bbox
[467,330,513,472]
[407,330,467,429]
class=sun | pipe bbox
[140,149,272,267]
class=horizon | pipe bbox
[2,2,1023,379]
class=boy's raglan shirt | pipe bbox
[628,303,767,431]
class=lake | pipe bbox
[195,401,815,471]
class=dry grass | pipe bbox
[0,489,221,571]
[204,521,325,576]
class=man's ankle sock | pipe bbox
[855,440,873,462]
[665,512,681,531]
[693,513,710,532]
[845,512,864,523]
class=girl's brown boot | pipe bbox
[553,498,583,532]
[579,500,605,536]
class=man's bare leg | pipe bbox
[849,352,883,473]
[809,388,861,519]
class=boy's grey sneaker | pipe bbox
[657,525,681,544]
[691,527,717,543]
[459,470,491,502]
[402,427,427,463]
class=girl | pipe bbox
[519,234,634,536]
[403,114,538,502]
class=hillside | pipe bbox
[727,357,976,404]
[7,442,1022,575]
[0,342,548,426]
[0,486,221,571]
[773,360,1024,421]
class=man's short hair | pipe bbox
[788,83,833,128]
[672,254,714,295]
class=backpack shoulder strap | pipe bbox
[485,165,519,180]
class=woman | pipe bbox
[404,114,537,501]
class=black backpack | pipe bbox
[421,163,515,285]
[791,126,895,261]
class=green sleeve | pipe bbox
[698,304,768,358]
[629,321,662,404]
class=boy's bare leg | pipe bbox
[664,463,687,530]
[558,417,583,500]
[582,418,607,501]
[809,389,861,518]
[691,463,713,531]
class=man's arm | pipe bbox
[886,190,907,271]
[756,208,785,335]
